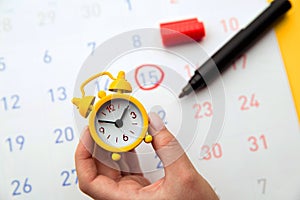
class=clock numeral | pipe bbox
[99,127,105,134]
[106,104,115,113]
[130,111,137,119]
[123,134,129,141]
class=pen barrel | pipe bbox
[182,0,291,98]
[211,0,291,72]
[193,59,216,86]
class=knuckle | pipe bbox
[180,172,195,185]
[156,130,175,148]
[78,182,89,194]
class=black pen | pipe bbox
[179,0,291,98]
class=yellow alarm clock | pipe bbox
[72,71,152,161]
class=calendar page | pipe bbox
[1,0,300,200]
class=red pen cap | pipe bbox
[160,18,205,47]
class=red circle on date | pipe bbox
[134,64,165,90]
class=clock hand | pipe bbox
[98,118,124,128]
[98,106,129,128]
[119,105,129,121]
[98,119,116,124]
[114,105,129,128]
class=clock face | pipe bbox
[93,96,147,151]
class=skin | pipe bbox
[75,125,219,200]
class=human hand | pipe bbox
[75,112,219,200]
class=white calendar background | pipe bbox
[1,0,300,199]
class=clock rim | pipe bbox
[89,93,149,153]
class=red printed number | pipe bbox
[201,143,223,160]
[232,54,247,70]
[221,17,239,33]
[193,101,213,119]
[238,94,259,111]
[184,64,194,78]
[248,134,268,152]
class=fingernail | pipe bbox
[148,112,165,135]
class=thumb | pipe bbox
[148,112,193,175]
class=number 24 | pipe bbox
[238,93,259,111]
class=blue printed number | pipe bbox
[61,169,78,187]
[155,155,163,169]
[1,94,21,111]
[0,57,6,71]
[43,50,52,63]
[54,127,74,144]
[95,78,109,91]
[132,35,142,48]
[0,18,12,32]
[48,87,67,102]
[139,70,159,86]
[11,178,32,196]
[125,0,132,10]
[5,135,25,152]
[81,3,101,18]
[157,109,167,124]
[87,41,96,55]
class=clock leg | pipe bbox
[144,135,153,143]
[111,152,121,161]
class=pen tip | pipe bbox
[179,84,193,98]
[178,92,185,98]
